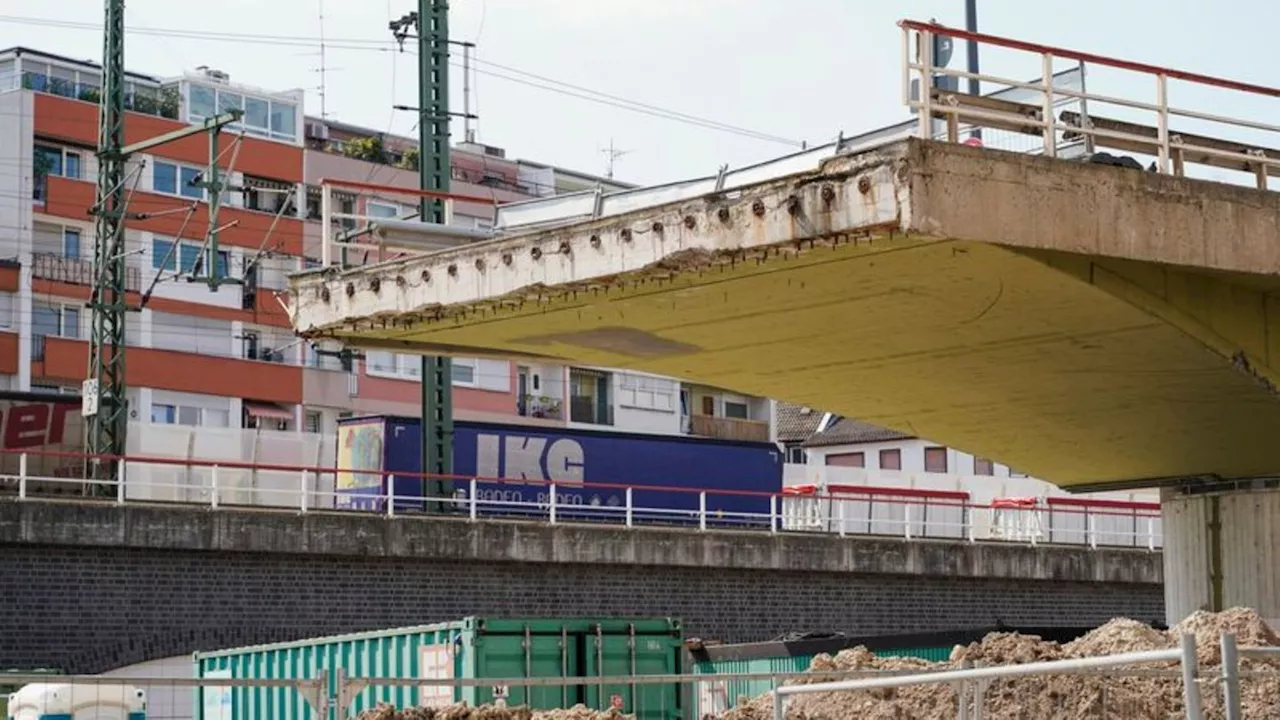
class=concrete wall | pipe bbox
[1162,486,1280,629]
[0,501,1164,674]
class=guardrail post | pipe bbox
[699,492,707,531]
[386,475,395,518]
[1148,518,1157,551]
[904,503,913,540]
[1087,513,1098,549]
[837,501,847,538]
[1221,632,1241,720]
[916,29,934,139]
[210,465,219,509]
[17,452,26,500]
[625,487,633,528]
[298,470,309,513]
[771,685,785,720]
[469,478,478,521]
[1155,73,1171,173]
[769,494,778,534]
[116,459,126,505]
[549,483,557,524]
[1041,52,1057,157]
[1180,633,1204,720]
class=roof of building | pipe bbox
[0,46,161,82]
[775,402,825,443]
[802,416,915,448]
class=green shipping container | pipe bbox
[690,648,949,717]
[193,618,684,720]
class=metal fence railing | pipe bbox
[3,633,1277,719]
[0,447,1162,549]
[900,19,1280,191]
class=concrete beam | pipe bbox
[288,138,1280,338]
[287,141,916,337]
[0,500,1163,586]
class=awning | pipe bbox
[244,402,293,421]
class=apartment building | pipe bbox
[0,46,777,461]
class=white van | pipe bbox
[6,683,145,720]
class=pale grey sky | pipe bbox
[1,1,1277,185]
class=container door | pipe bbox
[471,626,581,710]
[584,625,682,720]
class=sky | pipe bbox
[1,1,1278,186]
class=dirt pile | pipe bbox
[720,609,1280,720]
[355,703,631,720]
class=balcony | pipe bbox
[688,414,771,443]
[32,253,142,292]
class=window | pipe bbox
[452,360,476,385]
[34,144,82,200]
[150,402,229,427]
[785,445,806,464]
[270,101,297,139]
[179,167,203,199]
[924,446,949,473]
[700,396,715,415]
[153,161,204,199]
[826,452,865,468]
[617,373,675,412]
[152,237,231,278]
[879,448,902,471]
[189,84,216,118]
[304,411,323,434]
[62,229,81,260]
[569,368,612,425]
[724,400,750,420]
[153,162,178,195]
[367,201,399,218]
[188,82,297,141]
[32,303,79,360]
[244,97,270,135]
[974,457,995,476]
[151,404,175,424]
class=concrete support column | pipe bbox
[1162,486,1280,629]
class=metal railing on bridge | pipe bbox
[901,18,1280,190]
[0,448,1162,550]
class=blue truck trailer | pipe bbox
[335,416,783,526]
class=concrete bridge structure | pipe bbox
[287,23,1280,627]
[0,499,1161,673]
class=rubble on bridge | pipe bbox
[721,608,1280,720]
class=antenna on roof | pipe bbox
[600,138,632,180]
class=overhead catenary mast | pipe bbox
[390,0,456,507]
[85,0,241,485]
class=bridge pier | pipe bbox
[1161,486,1280,628]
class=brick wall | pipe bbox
[0,544,1164,674]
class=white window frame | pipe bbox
[187,81,298,142]
[723,399,751,420]
[452,359,478,387]
[34,143,83,181]
[365,352,479,387]
[151,159,212,201]
[366,200,401,218]
[62,227,82,260]
[34,302,81,339]
[151,235,231,279]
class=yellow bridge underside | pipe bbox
[341,236,1280,489]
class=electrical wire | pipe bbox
[0,13,805,146]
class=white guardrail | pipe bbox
[0,450,1163,549]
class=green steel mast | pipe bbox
[86,0,129,478]
[86,0,242,484]
[418,0,454,501]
